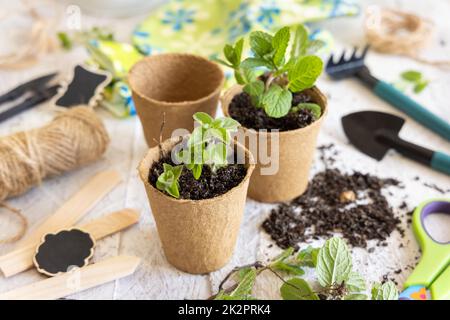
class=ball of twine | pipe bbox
[365,6,450,67]
[0,106,109,243]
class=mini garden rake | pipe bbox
[326,45,450,142]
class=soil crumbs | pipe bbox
[149,154,247,200]
[229,91,317,131]
[263,145,406,249]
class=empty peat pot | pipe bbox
[221,85,327,203]
[138,137,255,274]
[129,53,224,147]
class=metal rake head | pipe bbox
[325,45,370,80]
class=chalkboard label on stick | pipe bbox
[33,228,95,277]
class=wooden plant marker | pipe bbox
[0,255,141,300]
[18,170,121,248]
[0,209,139,278]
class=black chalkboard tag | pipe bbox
[53,65,111,108]
[33,228,96,277]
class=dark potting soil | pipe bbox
[262,168,403,249]
[228,91,317,131]
[262,143,408,249]
[149,154,247,200]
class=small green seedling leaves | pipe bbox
[218,24,324,119]
[156,163,183,198]
[291,102,322,120]
[316,237,352,287]
[296,245,320,267]
[399,70,429,94]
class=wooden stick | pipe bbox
[0,256,141,300]
[17,170,121,248]
[0,208,139,278]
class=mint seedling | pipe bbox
[217,25,324,119]
[178,112,240,179]
[156,163,183,198]
[212,237,399,301]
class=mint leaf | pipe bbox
[414,80,428,93]
[272,262,305,276]
[272,26,290,67]
[234,38,244,65]
[401,70,422,82]
[346,272,366,292]
[243,80,265,107]
[306,39,326,55]
[241,57,273,69]
[297,246,319,267]
[293,102,322,119]
[316,237,352,287]
[249,31,273,57]
[371,281,398,300]
[280,278,319,300]
[344,293,367,300]
[193,112,213,126]
[230,268,257,299]
[288,55,323,92]
[262,84,292,118]
[224,44,236,66]
[290,25,308,59]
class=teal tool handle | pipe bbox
[431,152,450,175]
[373,81,450,141]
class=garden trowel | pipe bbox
[342,111,450,175]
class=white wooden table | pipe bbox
[0,0,449,299]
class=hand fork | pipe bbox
[326,45,450,141]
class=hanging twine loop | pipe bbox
[0,0,59,69]
[364,6,450,67]
[0,203,28,244]
[0,106,109,243]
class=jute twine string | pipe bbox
[0,0,59,69]
[365,6,450,67]
[0,106,110,243]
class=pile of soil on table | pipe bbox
[262,144,406,249]
[228,91,318,131]
[149,154,247,200]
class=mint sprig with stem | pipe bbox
[216,25,324,119]
[156,112,240,198]
[211,237,399,300]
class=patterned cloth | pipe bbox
[87,0,359,117]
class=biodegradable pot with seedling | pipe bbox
[138,113,254,274]
[218,25,328,203]
[129,53,225,147]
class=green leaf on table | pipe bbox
[346,272,366,292]
[230,268,257,299]
[371,281,399,300]
[250,31,273,57]
[316,237,352,287]
[414,80,428,93]
[288,55,323,92]
[272,262,305,276]
[280,278,319,300]
[261,84,292,118]
[401,70,422,82]
[297,245,320,267]
[272,26,290,67]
